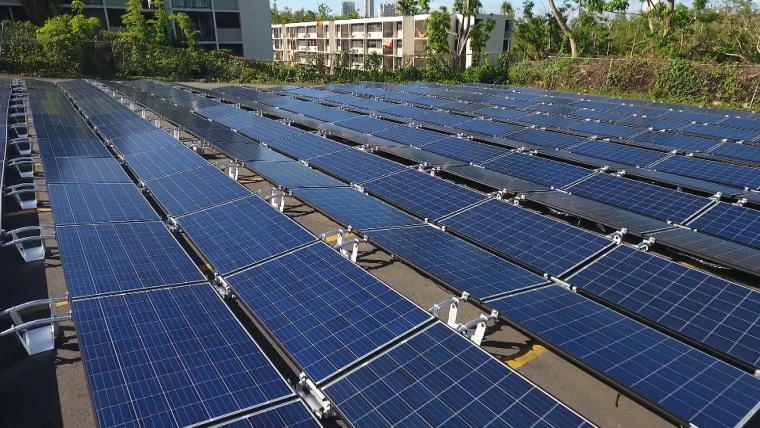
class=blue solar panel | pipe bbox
[568,245,760,369]
[363,169,487,220]
[569,140,669,167]
[423,137,506,163]
[37,138,111,158]
[475,107,528,121]
[227,242,431,382]
[489,97,532,109]
[689,202,760,250]
[367,225,547,299]
[374,104,427,118]
[518,113,581,129]
[489,285,760,428]
[613,104,669,116]
[334,116,399,134]
[72,283,294,427]
[124,144,209,180]
[48,183,159,225]
[300,107,357,123]
[145,165,251,216]
[484,153,593,188]
[570,120,641,138]
[262,132,348,161]
[709,142,760,163]
[191,126,251,144]
[246,160,346,188]
[297,187,421,231]
[682,123,759,142]
[653,156,760,190]
[634,130,719,152]
[197,103,243,120]
[571,100,617,111]
[307,149,405,183]
[661,110,723,124]
[109,128,184,156]
[719,117,760,132]
[43,157,132,183]
[324,322,593,428]
[213,141,292,163]
[567,173,712,223]
[223,401,320,427]
[570,109,627,122]
[414,110,471,127]
[237,121,305,143]
[442,199,611,276]
[455,119,522,137]
[618,115,688,131]
[177,195,314,274]
[507,128,587,149]
[57,221,205,298]
[35,124,99,140]
[531,103,577,115]
[372,125,445,146]
[96,119,157,139]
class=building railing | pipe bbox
[171,0,212,9]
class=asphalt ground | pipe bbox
[0,83,672,428]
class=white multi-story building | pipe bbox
[341,1,357,16]
[365,0,375,17]
[271,13,512,70]
[377,2,395,17]
[0,0,272,60]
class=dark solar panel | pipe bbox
[227,242,431,382]
[442,199,611,276]
[301,107,357,123]
[334,115,399,134]
[719,117,760,132]
[414,110,472,127]
[709,142,760,163]
[518,113,580,129]
[619,115,689,131]
[124,144,208,180]
[261,132,349,161]
[682,123,759,142]
[570,109,627,122]
[475,107,529,121]
[570,120,641,138]
[213,142,292,162]
[569,140,669,167]
[57,221,205,298]
[374,104,428,118]
[372,125,445,146]
[246,160,347,188]
[653,156,760,190]
[634,130,719,152]
[43,157,132,184]
[48,183,159,225]
[483,153,593,188]
[223,401,319,427]
[661,110,723,124]
[507,128,587,149]
[423,137,506,163]
[455,119,522,137]
[688,202,760,249]
[308,148,405,183]
[35,124,100,140]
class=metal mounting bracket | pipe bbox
[166,217,181,233]
[212,274,232,298]
[256,187,287,212]
[2,226,54,262]
[9,136,32,156]
[296,373,335,419]
[6,156,37,178]
[0,297,70,355]
[428,292,469,328]
[3,183,40,209]
[605,228,627,244]
[9,122,28,138]
[635,237,656,252]
[456,309,499,346]
[320,229,365,262]
[734,198,748,207]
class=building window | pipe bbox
[503,39,511,51]
[171,0,211,8]
[215,12,240,29]
[219,43,244,56]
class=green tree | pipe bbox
[500,1,514,17]
[35,0,101,76]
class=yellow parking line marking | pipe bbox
[324,233,356,244]
[2,207,51,217]
[56,301,69,308]
[238,177,264,184]
[505,344,546,370]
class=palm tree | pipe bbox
[500,1,514,17]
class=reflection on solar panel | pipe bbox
[124,144,208,180]
[709,142,760,163]
[484,153,593,188]
[57,221,205,298]
[367,225,547,299]
[47,183,159,225]
[109,128,183,155]
[247,160,346,188]
[661,110,723,124]
[442,199,611,276]
[37,138,111,158]
[688,202,760,250]
[238,122,305,143]
[568,245,760,369]
[682,123,759,142]
[363,169,487,220]
[618,115,688,131]
[570,120,640,138]
[35,124,99,140]
[178,196,315,275]
[455,119,522,137]
[653,156,760,190]
[72,284,294,427]
[145,165,251,216]
[223,401,320,428]
[324,322,593,428]
[308,148,405,183]
[334,115,399,134]
[42,157,132,183]
[227,243,431,382]
[373,126,446,147]
[507,128,587,149]
[720,117,760,132]
[634,130,718,152]
[569,140,669,167]
[262,132,348,161]
[423,137,506,163]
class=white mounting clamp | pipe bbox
[296,373,335,419]
[212,274,233,298]
[428,292,469,328]
[0,297,70,355]
[605,228,627,244]
[710,192,723,202]
[734,198,748,207]
[256,187,287,212]
[635,237,656,252]
[320,229,365,262]
[456,309,499,346]
[3,183,40,209]
[165,217,181,233]
[1,225,55,262]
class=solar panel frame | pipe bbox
[47,183,159,225]
[42,157,132,184]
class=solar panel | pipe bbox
[323,322,593,428]
[570,120,640,138]
[124,144,209,180]
[489,97,532,109]
[489,285,760,428]
[618,115,687,131]
[109,128,184,156]
[709,142,760,163]
[300,107,357,123]
[145,165,252,216]
[190,126,252,144]
[367,225,547,299]
[439,164,550,193]
[442,199,611,276]
[374,104,427,118]
[43,157,132,184]
[223,401,320,428]
[688,202,760,250]
[652,156,760,190]
[237,122,306,144]
[57,221,205,298]
[568,245,760,369]
[518,113,580,129]
[612,104,670,116]
[455,119,522,137]
[95,119,157,139]
[363,169,488,221]
[634,130,719,152]
[506,128,587,149]
[177,196,315,275]
[682,123,758,142]
[423,137,507,163]
[227,242,431,382]
[199,103,251,121]
[307,149,405,183]
[213,142,292,163]
[569,140,669,167]
[719,117,760,132]
[72,283,294,427]
[566,173,712,224]
[37,138,111,158]
[261,132,349,161]
[376,146,466,166]
[531,103,577,115]
[246,160,346,188]
[334,116,399,134]
[372,125,445,146]
[48,183,159,225]
[414,110,472,127]
[569,109,627,122]
[483,153,593,188]
[475,107,528,121]
[570,100,617,110]
[660,110,723,124]
[35,124,100,140]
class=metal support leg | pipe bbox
[429,292,470,328]
[6,157,36,179]
[457,309,499,346]
[0,297,70,355]
[2,226,55,262]
[3,183,39,209]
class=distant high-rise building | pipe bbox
[365,0,375,17]
[341,1,357,16]
[377,2,395,16]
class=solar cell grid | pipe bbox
[568,245,760,369]
[570,109,628,122]
[720,117,760,132]
[569,140,669,167]
[455,118,522,137]
[367,225,547,299]
[37,138,111,158]
[245,160,346,188]
[570,120,641,138]
[238,121,305,143]
[374,104,428,118]
[423,137,506,164]
[682,123,759,142]
[618,115,688,131]
[301,107,356,123]
[518,113,580,129]
[124,144,208,180]
[35,124,98,140]
[47,183,159,225]
[372,125,445,146]
[198,104,245,121]
[214,142,292,163]
[689,202,760,250]
[507,128,587,149]
[95,118,157,139]
[213,111,270,131]
[653,156,760,189]
[263,132,349,161]
[475,107,528,121]
[489,97,532,109]
[334,116,398,134]
[324,322,593,428]
[661,110,724,124]
[531,103,577,115]
[709,142,760,163]
[72,284,294,428]
[57,221,205,298]
[190,127,252,144]
[307,148,406,183]
[178,196,315,275]
[227,242,431,382]
[414,110,471,127]
[43,157,132,184]
[634,130,719,152]
[490,285,760,428]
[33,112,89,127]
[442,199,611,276]
[363,169,487,220]
[223,401,319,428]
[484,153,594,188]
[566,173,711,224]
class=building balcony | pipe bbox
[171,0,212,8]
[217,27,242,43]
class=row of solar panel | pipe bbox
[73,79,599,428]
[133,81,760,428]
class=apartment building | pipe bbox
[377,2,395,17]
[0,0,272,60]
[271,13,512,70]
[341,1,356,16]
[364,0,374,17]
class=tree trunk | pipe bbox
[548,0,577,57]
